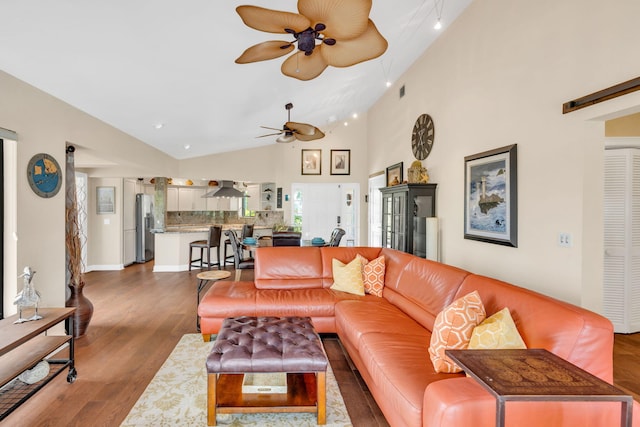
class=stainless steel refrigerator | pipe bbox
[135,193,154,263]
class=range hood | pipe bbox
[202,180,247,198]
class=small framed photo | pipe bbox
[464,144,518,247]
[386,162,403,186]
[96,186,116,214]
[330,149,351,175]
[301,149,322,175]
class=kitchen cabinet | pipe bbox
[167,187,179,211]
[178,187,207,211]
[380,183,436,257]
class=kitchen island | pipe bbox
[152,225,271,272]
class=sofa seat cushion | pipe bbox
[335,300,428,348]
[358,332,463,427]
[198,281,257,318]
[254,288,342,317]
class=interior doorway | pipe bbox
[291,183,359,245]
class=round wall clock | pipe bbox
[411,113,435,160]
[27,153,62,198]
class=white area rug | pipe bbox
[121,334,352,426]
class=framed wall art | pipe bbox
[330,149,350,175]
[96,186,116,214]
[464,144,517,247]
[301,149,322,175]
[386,162,403,186]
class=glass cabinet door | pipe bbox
[382,193,392,248]
[392,192,406,251]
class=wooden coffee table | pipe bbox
[206,316,328,426]
[446,348,632,427]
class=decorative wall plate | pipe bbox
[27,153,62,198]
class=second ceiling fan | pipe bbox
[258,103,325,143]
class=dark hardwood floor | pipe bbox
[2,262,639,426]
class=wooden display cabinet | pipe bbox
[380,183,437,257]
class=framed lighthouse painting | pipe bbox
[464,144,517,247]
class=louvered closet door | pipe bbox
[604,148,640,333]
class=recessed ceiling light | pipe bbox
[184,144,191,150]
[386,81,392,88]
[434,19,442,30]
[352,113,358,119]
[343,121,349,127]
[154,123,164,129]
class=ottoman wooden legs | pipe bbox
[207,371,327,425]
[316,371,327,425]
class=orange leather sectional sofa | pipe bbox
[198,246,640,426]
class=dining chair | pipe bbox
[327,228,346,247]
[224,230,254,281]
[272,231,302,246]
[224,224,254,266]
[188,225,222,271]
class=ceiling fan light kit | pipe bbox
[235,0,388,80]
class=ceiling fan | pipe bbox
[258,103,325,143]
[235,0,388,81]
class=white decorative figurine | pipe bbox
[13,266,43,324]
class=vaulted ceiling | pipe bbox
[0,0,472,160]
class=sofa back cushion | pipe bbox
[381,249,471,331]
[319,247,383,288]
[456,274,614,381]
[254,247,324,289]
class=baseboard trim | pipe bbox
[153,264,191,272]
[87,264,124,271]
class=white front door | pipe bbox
[292,183,359,245]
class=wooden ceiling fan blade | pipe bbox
[276,133,296,143]
[256,132,284,138]
[321,20,388,67]
[298,0,371,40]
[281,51,328,81]
[236,41,295,64]
[295,130,325,142]
[287,121,316,136]
[236,5,310,34]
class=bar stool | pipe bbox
[189,225,222,271]
[224,224,254,266]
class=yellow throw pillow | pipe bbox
[469,307,526,349]
[429,290,486,373]
[356,254,385,297]
[330,257,365,296]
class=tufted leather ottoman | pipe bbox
[206,316,328,425]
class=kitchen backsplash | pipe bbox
[166,210,284,227]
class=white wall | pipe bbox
[0,70,177,316]
[87,177,124,270]
[367,0,640,311]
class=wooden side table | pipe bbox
[196,270,231,331]
[446,348,632,427]
[0,307,76,420]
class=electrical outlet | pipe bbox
[558,232,572,247]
